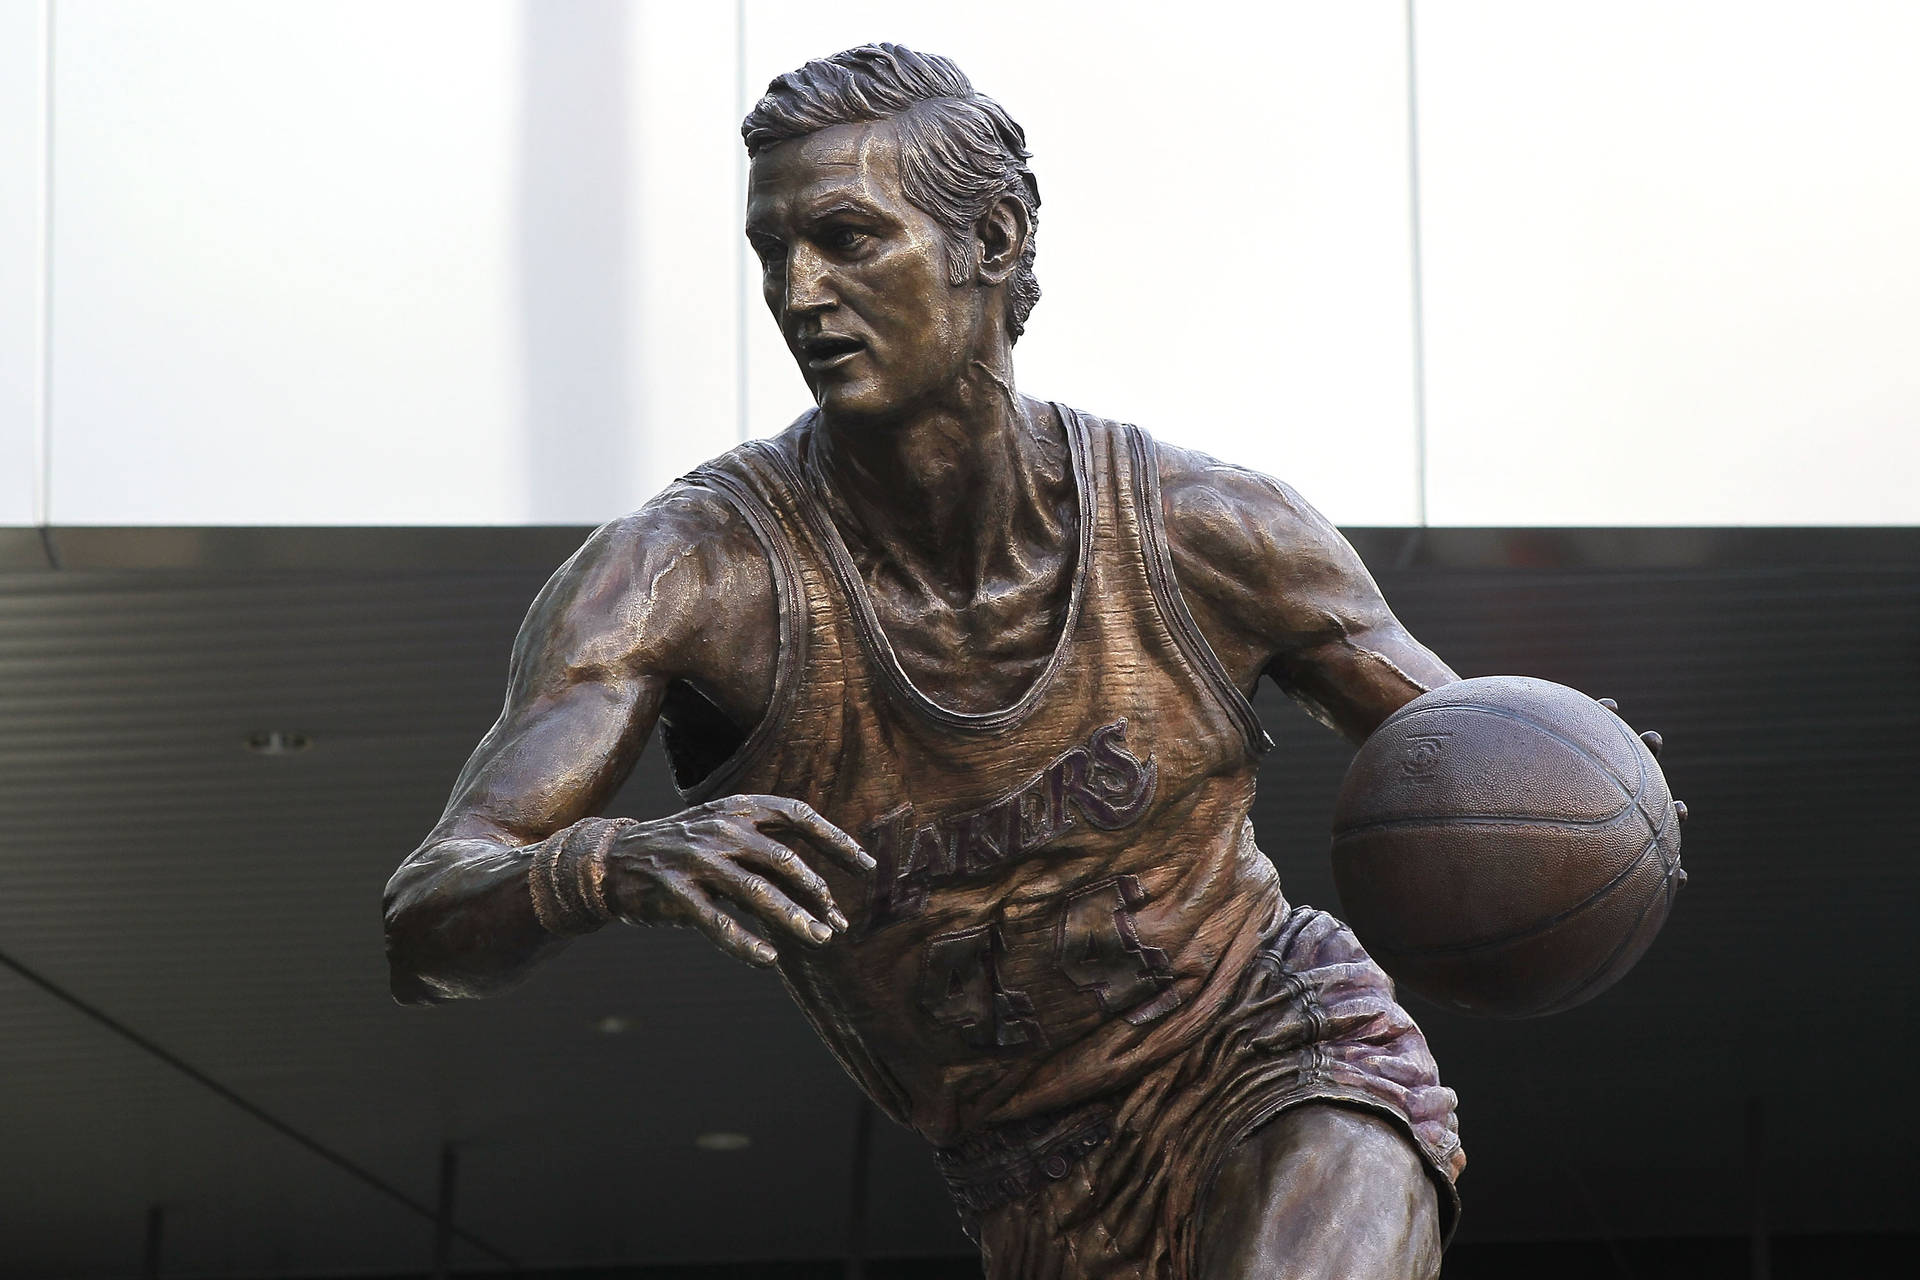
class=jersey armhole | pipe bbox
[670,465,807,803]
[1124,425,1273,755]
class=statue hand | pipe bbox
[602,795,875,967]
[1597,697,1690,832]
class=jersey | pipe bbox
[675,405,1283,1146]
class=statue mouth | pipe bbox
[803,334,866,371]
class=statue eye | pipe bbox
[824,226,868,252]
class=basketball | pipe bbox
[1330,676,1685,1018]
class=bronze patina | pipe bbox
[386,44,1473,1279]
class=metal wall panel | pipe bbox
[1,529,1915,1271]
[44,1,743,528]
[1417,1,1920,525]
[47,1,527,525]
[29,4,1920,531]
[0,0,44,527]
[626,0,748,490]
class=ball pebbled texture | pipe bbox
[1330,676,1684,1018]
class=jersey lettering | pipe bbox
[864,719,1158,925]
[917,876,1184,1051]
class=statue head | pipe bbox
[743,44,1041,342]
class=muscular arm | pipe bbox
[1158,443,1458,743]
[382,485,777,1004]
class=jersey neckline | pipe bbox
[772,402,1096,736]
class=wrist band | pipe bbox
[528,817,639,936]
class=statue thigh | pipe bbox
[1196,1103,1443,1280]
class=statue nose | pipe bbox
[785,245,836,315]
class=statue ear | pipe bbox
[974,194,1029,286]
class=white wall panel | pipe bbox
[48,0,741,527]
[0,0,44,527]
[29,4,1916,530]
[50,1,524,525]
[741,1,1422,526]
[506,0,743,521]
[1418,1,1920,526]
[627,1,744,494]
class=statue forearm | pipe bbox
[1274,624,1459,745]
[381,648,668,1004]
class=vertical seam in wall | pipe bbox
[36,0,58,563]
[1404,0,1430,529]
[733,0,749,443]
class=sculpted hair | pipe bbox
[742,43,1043,342]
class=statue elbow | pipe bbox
[382,883,443,1006]
[380,846,534,1005]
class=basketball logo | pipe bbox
[1401,734,1450,779]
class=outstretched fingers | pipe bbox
[733,831,850,931]
[648,869,779,967]
[617,795,874,969]
[706,845,842,947]
[755,797,876,876]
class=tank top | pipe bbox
[679,405,1281,1145]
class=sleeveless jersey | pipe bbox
[680,406,1281,1146]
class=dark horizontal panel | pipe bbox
[0,538,1914,1271]
[0,523,1912,572]
[0,526,52,571]
[1346,525,1920,571]
[33,525,594,571]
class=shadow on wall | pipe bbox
[517,0,634,521]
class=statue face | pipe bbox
[746,121,983,423]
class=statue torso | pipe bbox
[666,406,1278,1144]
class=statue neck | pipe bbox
[811,364,1070,600]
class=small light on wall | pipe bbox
[694,1132,751,1153]
[594,1015,632,1035]
[244,730,312,755]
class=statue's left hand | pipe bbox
[1598,696,1688,828]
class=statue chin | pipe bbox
[811,378,904,426]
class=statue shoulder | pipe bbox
[1151,437,1344,574]
[1147,433,1383,659]
[521,479,777,684]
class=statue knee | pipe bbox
[1198,1104,1441,1280]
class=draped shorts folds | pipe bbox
[937,900,1465,1280]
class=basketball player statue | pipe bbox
[389,43,1551,1279]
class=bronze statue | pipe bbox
[386,45,1468,1278]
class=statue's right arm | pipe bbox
[383,486,872,1006]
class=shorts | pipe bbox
[932,900,1465,1280]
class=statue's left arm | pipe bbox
[1157,443,1458,743]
